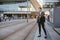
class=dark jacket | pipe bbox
[40,16,45,23]
[37,16,40,23]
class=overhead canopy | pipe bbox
[0,0,30,2]
[0,1,31,12]
[0,0,30,4]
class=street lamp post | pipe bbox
[19,0,30,22]
[27,0,28,23]
[21,7,22,19]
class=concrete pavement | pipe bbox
[3,21,36,40]
[54,28,60,35]
[0,19,36,40]
[0,19,60,40]
[34,20,60,40]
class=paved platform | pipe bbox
[45,22,60,40]
[3,21,36,40]
[0,19,36,40]
[34,21,60,40]
[34,24,52,40]
[54,28,60,35]
[0,19,34,28]
[0,19,60,40]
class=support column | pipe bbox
[53,7,60,28]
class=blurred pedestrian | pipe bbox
[37,11,47,38]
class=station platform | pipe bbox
[54,28,60,35]
[0,19,60,40]
[34,20,60,40]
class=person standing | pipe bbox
[37,11,47,38]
